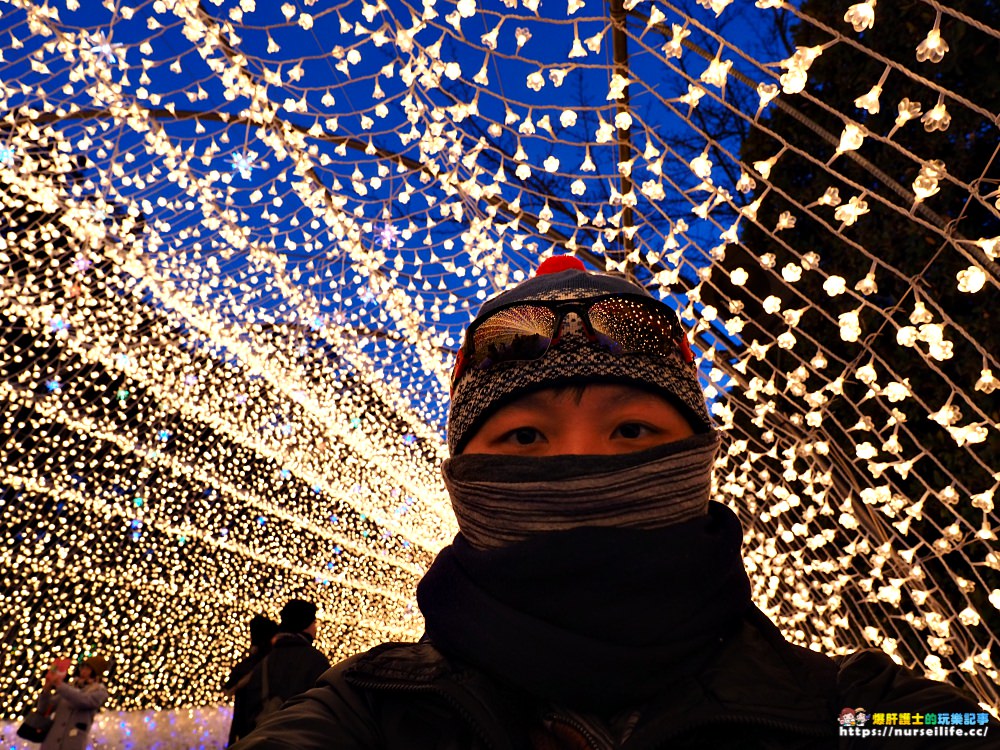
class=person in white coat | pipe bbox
[37,655,110,750]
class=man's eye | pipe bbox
[509,427,542,445]
[615,423,653,439]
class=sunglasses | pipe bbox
[451,293,693,389]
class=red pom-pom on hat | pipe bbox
[534,255,586,277]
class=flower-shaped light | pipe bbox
[921,101,952,132]
[912,160,946,202]
[844,0,877,32]
[916,27,949,63]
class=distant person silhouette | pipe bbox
[249,600,329,730]
[224,615,278,747]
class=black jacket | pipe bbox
[244,633,330,726]
[225,648,270,746]
[231,615,996,749]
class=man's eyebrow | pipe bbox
[608,388,659,405]
[504,392,554,410]
[507,387,658,410]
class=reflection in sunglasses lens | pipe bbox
[589,299,678,357]
[472,305,556,367]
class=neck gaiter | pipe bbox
[442,431,720,550]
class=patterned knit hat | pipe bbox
[447,256,711,454]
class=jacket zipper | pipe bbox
[548,712,608,750]
[347,677,499,750]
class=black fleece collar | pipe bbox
[417,502,751,712]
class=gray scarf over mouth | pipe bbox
[442,431,721,550]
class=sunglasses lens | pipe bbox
[470,305,558,369]
[588,298,680,357]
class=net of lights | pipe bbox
[0,0,997,723]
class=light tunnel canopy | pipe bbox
[0,0,998,718]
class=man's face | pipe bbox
[462,383,695,456]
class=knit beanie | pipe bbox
[448,256,712,454]
[279,599,317,633]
